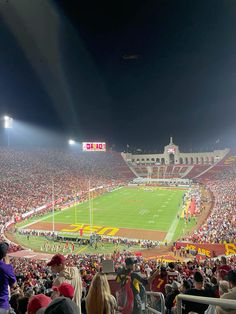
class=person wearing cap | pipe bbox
[27,294,51,314]
[52,282,74,299]
[116,257,156,314]
[0,242,17,313]
[47,254,82,313]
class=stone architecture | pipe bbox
[122,138,228,165]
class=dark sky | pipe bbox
[0,0,236,152]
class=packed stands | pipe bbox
[0,148,134,222]
[198,151,236,181]
[182,152,236,243]
[130,164,192,178]
[1,148,236,312]
[3,252,236,313]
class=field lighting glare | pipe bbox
[69,139,75,145]
[3,115,13,129]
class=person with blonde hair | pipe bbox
[86,272,117,314]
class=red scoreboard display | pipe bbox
[82,142,106,152]
[167,147,176,154]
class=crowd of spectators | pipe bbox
[182,164,236,244]
[1,242,236,313]
[1,148,236,313]
[0,148,133,225]
[1,147,236,247]
[0,148,134,251]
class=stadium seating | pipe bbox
[1,148,236,313]
[130,164,193,178]
[183,164,211,179]
[7,252,236,313]
[181,151,236,243]
[0,148,134,225]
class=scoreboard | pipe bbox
[82,142,106,152]
[167,147,176,154]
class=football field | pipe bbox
[20,186,187,241]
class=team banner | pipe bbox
[175,242,236,258]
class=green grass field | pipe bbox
[13,186,197,253]
[11,234,141,255]
[20,186,186,233]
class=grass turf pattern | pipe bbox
[43,187,185,232]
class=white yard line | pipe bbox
[19,211,62,229]
[164,205,183,243]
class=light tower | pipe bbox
[68,139,75,145]
[3,116,13,146]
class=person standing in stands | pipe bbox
[167,262,181,284]
[116,257,158,314]
[182,271,213,314]
[216,270,236,314]
[150,266,168,312]
[165,281,180,313]
[150,266,168,295]
[218,256,232,276]
[47,253,82,314]
[86,272,117,314]
[0,242,16,313]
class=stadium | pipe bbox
[1,137,236,259]
[1,1,236,313]
[1,137,236,312]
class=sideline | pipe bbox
[164,208,182,243]
[18,186,126,229]
[18,210,63,229]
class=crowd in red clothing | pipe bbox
[0,148,133,223]
[182,165,236,243]
[1,148,236,313]
[1,148,236,245]
[6,251,236,314]
[0,148,134,253]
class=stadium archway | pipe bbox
[169,153,175,164]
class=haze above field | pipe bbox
[1,0,236,151]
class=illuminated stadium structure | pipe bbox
[122,137,229,179]
[0,142,235,260]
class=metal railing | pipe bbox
[176,294,236,314]
[145,291,165,314]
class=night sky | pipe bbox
[0,0,236,152]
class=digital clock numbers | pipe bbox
[82,142,106,152]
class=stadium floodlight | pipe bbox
[3,115,13,147]
[68,139,75,145]
[3,116,13,129]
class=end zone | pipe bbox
[22,221,167,241]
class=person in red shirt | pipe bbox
[149,266,168,312]
[218,256,232,276]
[150,266,168,295]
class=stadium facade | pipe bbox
[122,137,228,165]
